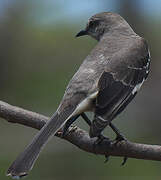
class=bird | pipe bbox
[7,12,150,178]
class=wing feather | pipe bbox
[95,38,150,123]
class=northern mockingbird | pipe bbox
[7,12,150,178]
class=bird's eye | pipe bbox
[89,20,99,27]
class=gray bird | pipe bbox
[7,12,150,178]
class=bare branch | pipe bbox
[0,100,161,162]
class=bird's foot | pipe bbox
[115,133,127,143]
[95,134,108,145]
[104,154,110,163]
[121,157,128,166]
[61,123,69,138]
[61,115,80,138]
[93,134,111,162]
[113,134,128,166]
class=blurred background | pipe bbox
[0,0,161,179]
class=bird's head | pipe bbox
[76,12,133,41]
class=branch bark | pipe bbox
[0,100,161,162]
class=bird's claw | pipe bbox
[93,134,111,163]
[114,135,128,166]
[121,157,128,166]
[114,133,127,144]
[95,134,110,145]
[104,154,110,163]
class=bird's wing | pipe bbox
[96,38,150,118]
[90,38,150,138]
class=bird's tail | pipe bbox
[7,107,75,178]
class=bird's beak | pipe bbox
[75,29,88,37]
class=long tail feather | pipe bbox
[7,108,74,178]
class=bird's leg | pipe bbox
[95,116,127,141]
[109,122,127,142]
[81,113,92,126]
[81,113,108,141]
[62,115,80,137]
[109,122,128,165]
[81,113,110,162]
[81,113,110,143]
[96,116,128,165]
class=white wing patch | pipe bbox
[145,50,151,75]
[132,49,150,95]
[132,79,145,95]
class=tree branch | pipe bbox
[0,100,161,162]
